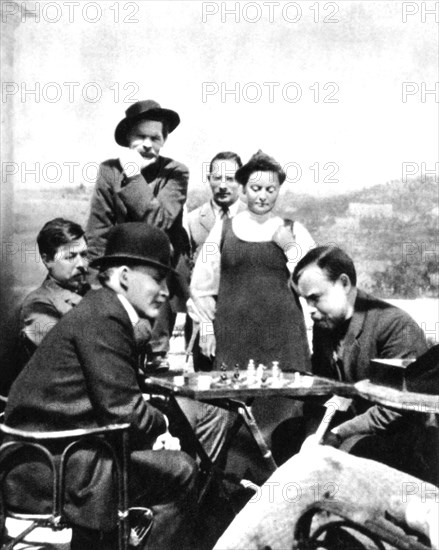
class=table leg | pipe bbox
[202,398,278,473]
[235,401,278,473]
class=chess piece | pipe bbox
[257,363,267,383]
[271,361,281,387]
[233,364,241,380]
[271,361,280,380]
[220,361,228,381]
[246,359,256,384]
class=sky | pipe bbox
[2,0,439,196]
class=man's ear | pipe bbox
[119,266,130,291]
[339,273,352,291]
[41,253,51,270]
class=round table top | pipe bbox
[355,380,439,414]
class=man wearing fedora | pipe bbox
[86,99,190,370]
[5,223,198,549]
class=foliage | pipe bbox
[276,177,438,299]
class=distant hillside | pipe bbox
[188,176,438,297]
[280,177,438,298]
[14,177,438,299]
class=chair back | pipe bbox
[0,422,131,550]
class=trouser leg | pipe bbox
[70,526,118,550]
[176,397,234,465]
[129,449,198,549]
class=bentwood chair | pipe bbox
[292,499,432,550]
[0,421,131,550]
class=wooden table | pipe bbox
[144,370,356,473]
[144,370,356,400]
[355,380,439,414]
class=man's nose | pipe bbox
[142,137,152,148]
[218,178,227,189]
[160,280,170,298]
[259,189,267,200]
[76,255,88,270]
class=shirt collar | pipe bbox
[46,274,90,296]
[212,199,240,218]
[117,294,139,326]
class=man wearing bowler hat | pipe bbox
[86,100,190,370]
[5,223,198,549]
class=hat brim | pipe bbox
[90,254,176,274]
[115,108,180,147]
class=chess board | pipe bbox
[144,370,355,400]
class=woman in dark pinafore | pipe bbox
[189,150,314,372]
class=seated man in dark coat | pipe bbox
[4,223,198,550]
[272,246,432,482]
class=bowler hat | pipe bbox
[90,223,174,272]
[115,100,180,147]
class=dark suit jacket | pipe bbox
[86,156,189,262]
[186,199,247,258]
[5,287,166,530]
[311,289,429,439]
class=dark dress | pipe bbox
[214,219,311,372]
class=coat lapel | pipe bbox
[43,277,83,315]
[198,201,216,234]
[342,291,368,381]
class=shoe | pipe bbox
[128,507,153,548]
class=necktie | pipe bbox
[220,206,229,219]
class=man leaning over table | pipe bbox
[271,245,433,484]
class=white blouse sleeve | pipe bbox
[187,220,223,324]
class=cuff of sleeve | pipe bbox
[324,431,342,448]
[332,420,364,441]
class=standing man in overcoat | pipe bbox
[86,100,190,369]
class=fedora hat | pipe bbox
[115,100,180,147]
[90,223,174,272]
